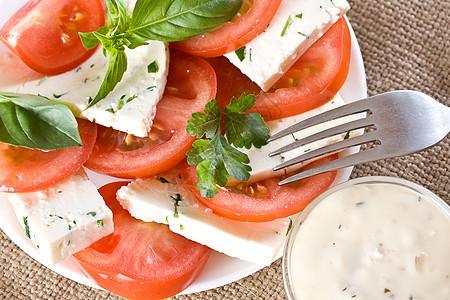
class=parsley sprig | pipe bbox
[79,0,243,109]
[186,93,270,198]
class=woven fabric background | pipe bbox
[1,0,448,299]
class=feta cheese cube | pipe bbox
[117,177,293,266]
[3,169,113,265]
[224,0,350,91]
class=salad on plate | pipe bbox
[0,0,366,298]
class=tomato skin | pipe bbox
[74,182,211,300]
[0,119,97,193]
[84,51,217,178]
[172,0,282,57]
[0,0,105,75]
[211,18,351,120]
[180,155,338,222]
[0,43,42,87]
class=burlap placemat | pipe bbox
[1,0,448,299]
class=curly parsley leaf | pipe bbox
[223,93,269,149]
[186,93,269,198]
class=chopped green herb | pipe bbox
[147,85,156,91]
[36,245,39,249]
[281,16,294,37]
[76,67,82,72]
[49,214,63,219]
[97,220,104,227]
[165,216,169,223]
[87,211,97,217]
[296,13,303,19]
[304,148,311,152]
[292,134,299,141]
[90,64,95,68]
[53,93,67,99]
[159,177,169,183]
[180,224,184,230]
[344,131,351,140]
[84,78,89,83]
[331,100,335,104]
[23,216,31,239]
[38,77,48,86]
[249,48,252,61]
[106,108,115,113]
[68,224,72,230]
[147,61,159,73]
[235,46,246,62]
[171,193,183,218]
[57,191,63,194]
[67,240,71,246]
[285,218,293,236]
[298,32,309,38]
[126,94,138,103]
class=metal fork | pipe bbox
[268,90,450,185]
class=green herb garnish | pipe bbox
[186,93,269,198]
[171,193,183,218]
[235,46,246,62]
[80,0,243,108]
[147,61,159,73]
[281,16,294,37]
[0,93,82,150]
[23,216,31,239]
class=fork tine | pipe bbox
[273,131,379,171]
[278,147,386,185]
[269,116,374,156]
[267,99,371,142]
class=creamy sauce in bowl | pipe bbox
[283,177,450,300]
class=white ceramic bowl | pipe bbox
[283,176,450,300]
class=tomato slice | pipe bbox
[0,0,105,75]
[84,51,217,178]
[211,17,351,120]
[0,42,42,87]
[0,119,97,193]
[73,182,211,300]
[180,155,338,222]
[172,0,282,57]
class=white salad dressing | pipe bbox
[289,183,450,300]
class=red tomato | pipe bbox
[0,43,42,87]
[0,0,105,75]
[180,155,338,222]
[0,119,97,193]
[84,51,217,178]
[73,182,211,300]
[210,17,351,120]
[172,0,282,57]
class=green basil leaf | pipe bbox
[85,49,127,109]
[79,32,100,50]
[0,93,81,150]
[129,0,243,42]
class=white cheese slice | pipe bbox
[116,177,293,266]
[228,94,358,185]
[2,169,113,265]
[2,41,169,137]
[224,0,350,91]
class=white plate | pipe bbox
[0,1,367,294]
